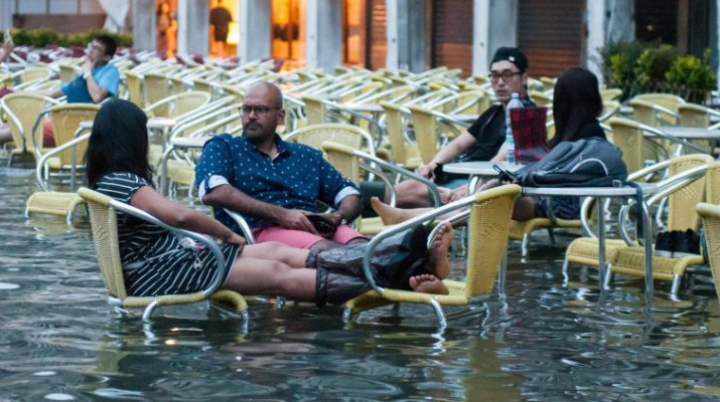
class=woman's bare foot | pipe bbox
[370,196,427,225]
[409,274,449,295]
[427,222,453,280]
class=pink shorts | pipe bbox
[252,225,366,249]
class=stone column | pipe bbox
[306,0,342,72]
[177,0,209,56]
[0,0,12,30]
[586,0,607,84]
[474,0,518,75]
[238,0,271,63]
[385,0,425,72]
[131,0,155,51]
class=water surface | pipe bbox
[1,165,719,401]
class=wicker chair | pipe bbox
[562,155,713,294]
[0,93,59,166]
[342,184,520,329]
[78,187,248,322]
[696,202,720,307]
[379,101,422,169]
[321,141,442,236]
[123,70,144,107]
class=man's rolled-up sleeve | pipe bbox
[195,135,234,200]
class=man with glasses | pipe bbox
[195,82,366,250]
[38,34,119,147]
[47,34,119,103]
[378,46,535,208]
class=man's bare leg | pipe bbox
[223,256,316,301]
[409,222,454,295]
[392,180,453,208]
[426,222,453,280]
[371,197,431,225]
[409,274,448,294]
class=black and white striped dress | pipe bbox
[95,172,240,297]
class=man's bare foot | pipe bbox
[409,274,449,295]
[427,222,453,280]
[370,196,425,225]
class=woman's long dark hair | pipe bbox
[549,67,603,148]
[86,99,152,188]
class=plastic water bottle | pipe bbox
[505,92,523,163]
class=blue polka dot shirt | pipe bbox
[195,133,359,232]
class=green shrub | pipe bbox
[600,41,717,103]
[666,49,717,103]
[634,44,677,88]
[8,28,133,49]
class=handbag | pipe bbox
[496,137,628,188]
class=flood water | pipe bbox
[2,164,720,401]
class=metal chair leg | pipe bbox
[521,234,529,257]
[429,298,447,330]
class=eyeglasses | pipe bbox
[488,71,522,83]
[86,43,105,53]
[241,105,278,117]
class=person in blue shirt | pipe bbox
[195,82,367,251]
[39,34,120,147]
[48,34,120,103]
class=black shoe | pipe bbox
[654,231,674,257]
[674,229,701,258]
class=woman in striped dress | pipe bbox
[86,99,452,305]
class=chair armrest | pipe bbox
[640,123,709,154]
[35,132,91,191]
[222,208,256,244]
[106,197,230,299]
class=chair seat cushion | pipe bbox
[610,246,704,280]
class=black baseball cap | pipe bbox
[490,47,528,73]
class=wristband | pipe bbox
[83,71,91,80]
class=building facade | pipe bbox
[1,0,718,83]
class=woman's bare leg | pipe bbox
[240,241,310,268]
[223,256,316,301]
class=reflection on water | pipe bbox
[1,165,720,401]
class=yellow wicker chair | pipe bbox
[633,93,685,113]
[0,93,59,165]
[528,90,552,107]
[600,88,623,102]
[678,103,720,128]
[46,103,100,168]
[379,101,422,169]
[629,98,681,127]
[123,70,144,107]
[408,105,469,165]
[143,72,171,116]
[78,187,248,322]
[58,63,80,83]
[300,94,328,126]
[607,117,660,174]
[563,155,712,294]
[12,66,54,86]
[696,202,720,307]
[25,133,91,224]
[342,184,520,329]
[321,141,442,236]
[144,91,212,119]
[283,123,376,155]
